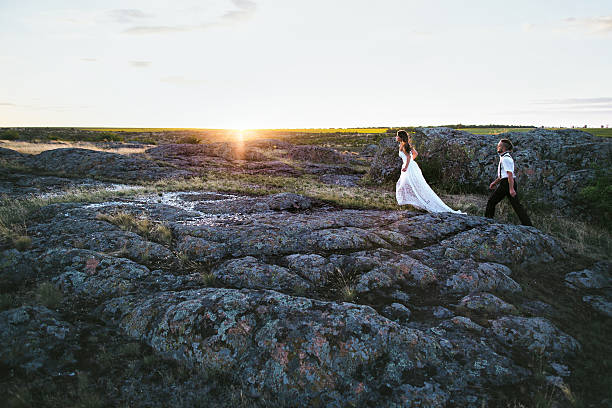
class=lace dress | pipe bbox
[396,150,464,213]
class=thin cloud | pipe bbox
[534,97,612,105]
[123,25,191,35]
[562,16,612,34]
[123,0,257,35]
[161,76,206,86]
[530,97,612,113]
[222,0,257,22]
[108,9,152,24]
[0,102,89,111]
[161,76,207,86]
[129,60,152,67]
[81,58,97,62]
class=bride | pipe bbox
[395,130,464,214]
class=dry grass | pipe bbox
[0,188,148,248]
[148,174,398,210]
[95,211,173,245]
[0,140,150,155]
[327,267,359,302]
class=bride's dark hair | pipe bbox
[397,130,412,153]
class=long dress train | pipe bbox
[396,150,464,214]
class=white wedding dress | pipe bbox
[396,150,464,213]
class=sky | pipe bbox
[0,0,611,128]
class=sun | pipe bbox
[233,128,253,141]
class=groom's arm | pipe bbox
[507,171,516,197]
[489,177,501,190]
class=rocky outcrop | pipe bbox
[367,128,612,217]
[286,145,349,164]
[1,190,591,406]
[146,142,266,162]
[16,148,192,181]
[0,306,80,374]
[565,261,612,317]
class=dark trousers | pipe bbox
[485,178,532,226]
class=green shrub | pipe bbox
[201,272,217,286]
[35,282,63,309]
[12,235,32,251]
[178,134,201,144]
[578,169,612,227]
[1,130,20,140]
[104,132,124,142]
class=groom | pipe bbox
[485,139,533,226]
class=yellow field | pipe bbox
[262,128,388,134]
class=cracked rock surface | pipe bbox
[1,190,592,407]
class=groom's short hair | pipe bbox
[499,139,513,151]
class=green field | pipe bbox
[457,127,536,135]
[579,127,612,138]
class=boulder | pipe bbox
[0,306,80,374]
[367,127,612,218]
[286,145,349,164]
[26,148,191,180]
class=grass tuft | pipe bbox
[328,267,359,303]
[12,235,32,251]
[35,282,63,309]
[0,293,18,311]
[95,211,172,245]
[201,272,217,286]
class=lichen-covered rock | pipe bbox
[212,256,312,292]
[36,248,200,301]
[582,294,612,318]
[0,190,590,406]
[146,142,265,162]
[334,249,437,293]
[490,316,581,359]
[438,224,565,268]
[565,261,611,289]
[287,145,349,164]
[457,292,518,316]
[29,211,174,265]
[0,306,79,374]
[367,137,403,184]
[176,235,228,265]
[27,148,191,180]
[382,302,412,323]
[443,261,522,295]
[101,288,528,406]
[0,249,39,290]
[283,253,335,285]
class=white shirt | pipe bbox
[498,153,514,179]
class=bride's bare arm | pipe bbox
[411,148,418,160]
